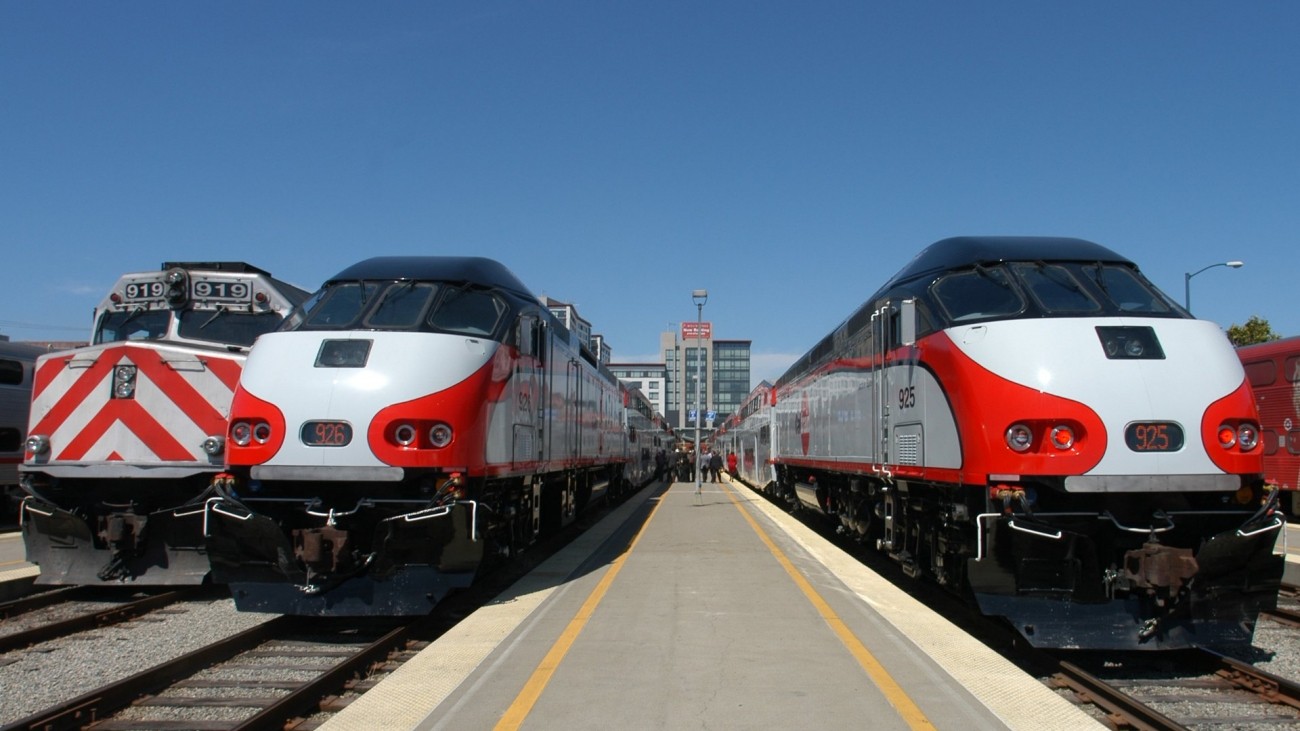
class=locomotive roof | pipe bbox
[882,236,1134,291]
[326,256,536,299]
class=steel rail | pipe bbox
[0,588,201,655]
[1,616,294,731]
[1050,661,1190,731]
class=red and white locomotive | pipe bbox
[718,237,1283,650]
[204,256,660,615]
[20,262,309,584]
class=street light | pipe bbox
[1184,260,1244,312]
[692,289,708,494]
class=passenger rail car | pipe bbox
[713,383,773,490]
[1238,336,1300,514]
[746,237,1282,650]
[203,257,640,616]
[20,262,309,584]
[623,386,673,489]
[1,340,47,523]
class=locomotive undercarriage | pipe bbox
[774,467,1285,650]
[17,474,214,585]
[203,466,623,616]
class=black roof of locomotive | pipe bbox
[880,236,1134,293]
[326,256,536,300]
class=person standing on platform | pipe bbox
[726,450,738,479]
[708,450,723,483]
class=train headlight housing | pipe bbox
[1005,424,1033,452]
[164,267,189,307]
[429,423,453,448]
[112,364,137,399]
[1217,424,1238,449]
[252,422,272,444]
[394,423,418,446]
[201,435,225,456]
[1236,423,1259,451]
[1050,425,1075,450]
[231,422,253,446]
[25,434,50,456]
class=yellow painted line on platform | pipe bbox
[0,559,28,568]
[720,482,936,731]
[493,490,668,731]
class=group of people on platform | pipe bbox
[654,447,738,484]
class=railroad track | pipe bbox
[1050,648,1300,730]
[1,614,425,731]
[0,587,210,655]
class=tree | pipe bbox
[1226,315,1280,347]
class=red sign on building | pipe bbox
[682,322,712,340]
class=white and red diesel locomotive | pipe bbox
[203,256,664,615]
[20,262,309,584]
[717,236,1283,650]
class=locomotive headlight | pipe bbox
[429,423,453,448]
[112,364,137,399]
[25,434,50,456]
[164,268,189,307]
[1237,423,1260,451]
[394,423,417,446]
[1005,423,1033,452]
[231,421,253,446]
[1217,424,1237,449]
[252,422,273,444]
[1050,425,1075,450]
[201,435,226,456]
[1124,339,1145,357]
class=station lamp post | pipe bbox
[1184,260,1243,313]
[692,289,708,494]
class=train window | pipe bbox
[179,309,284,346]
[932,267,1025,322]
[303,282,381,329]
[1263,429,1280,456]
[95,309,171,343]
[1243,360,1277,388]
[0,358,22,386]
[428,288,505,337]
[1286,357,1300,383]
[1082,264,1173,314]
[1011,263,1100,314]
[366,282,438,329]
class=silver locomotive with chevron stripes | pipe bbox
[19,262,310,585]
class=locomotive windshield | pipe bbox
[94,307,288,347]
[932,261,1179,324]
[94,309,172,343]
[177,309,285,346]
[290,280,508,338]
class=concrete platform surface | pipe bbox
[321,479,1099,730]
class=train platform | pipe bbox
[0,529,39,601]
[320,478,1099,731]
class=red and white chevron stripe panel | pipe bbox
[29,343,243,464]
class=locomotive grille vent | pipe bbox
[895,432,921,466]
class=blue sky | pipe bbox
[2,2,1297,389]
